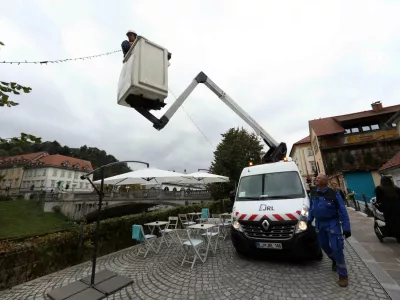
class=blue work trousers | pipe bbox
[317,224,347,277]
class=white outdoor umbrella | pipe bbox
[175,172,230,184]
[93,168,188,185]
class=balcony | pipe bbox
[320,128,399,149]
[324,146,400,174]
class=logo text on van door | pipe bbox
[259,204,274,211]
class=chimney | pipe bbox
[371,101,383,112]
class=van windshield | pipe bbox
[236,171,305,201]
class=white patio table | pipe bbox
[144,221,170,252]
[188,223,218,260]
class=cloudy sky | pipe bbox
[1,0,400,173]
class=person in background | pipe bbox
[332,182,347,206]
[307,174,351,287]
[375,176,400,239]
[121,30,138,57]
[229,190,236,204]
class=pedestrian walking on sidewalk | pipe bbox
[375,176,400,239]
[307,174,352,287]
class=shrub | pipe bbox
[52,205,61,213]
[0,195,11,202]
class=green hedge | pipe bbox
[0,200,232,291]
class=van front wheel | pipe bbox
[315,248,323,261]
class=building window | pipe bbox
[307,147,313,156]
[86,183,89,189]
[370,124,379,130]
[80,182,83,188]
[41,180,45,187]
[51,180,55,187]
[42,169,46,176]
[74,173,78,179]
[351,128,359,133]
[61,170,65,177]
[362,126,370,132]
[53,169,58,176]
[310,161,316,172]
[68,172,72,178]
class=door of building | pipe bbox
[344,171,376,202]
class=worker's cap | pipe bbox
[126,30,137,37]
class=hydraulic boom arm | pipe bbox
[134,72,287,163]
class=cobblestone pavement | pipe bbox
[0,238,392,300]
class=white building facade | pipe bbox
[289,136,316,186]
[20,154,94,193]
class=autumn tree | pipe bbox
[208,127,263,200]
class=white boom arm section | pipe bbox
[134,72,287,163]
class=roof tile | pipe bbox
[379,151,400,172]
[293,136,310,145]
[33,154,93,172]
[309,103,400,137]
[0,152,47,165]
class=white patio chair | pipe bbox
[200,224,220,255]
[175,229,205,269]
[132,224,158,258]
[161,216,179,245]
[199,208,209,223]
[178,214,196,228]
[218,214,232,240]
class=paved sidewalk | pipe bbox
[0,236,393,300]
[347,208,400,299]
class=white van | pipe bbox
[231,159,322,260]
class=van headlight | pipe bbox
[295,206,309,233]
[232,220,243,232]
[300,206,308,219]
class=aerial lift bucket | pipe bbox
[117,38,287,163]
[117,36,171,111]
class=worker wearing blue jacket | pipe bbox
[121,30,137,57]
[307,174,351,288]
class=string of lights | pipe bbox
[0,49,121,65]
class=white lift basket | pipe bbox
[117,36,170,111]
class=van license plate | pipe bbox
[256,242,282,250]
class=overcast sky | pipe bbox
[1,0,400,173]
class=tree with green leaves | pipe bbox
[208,127,264,200]
[0,42,32,107]
[0,41,40,151]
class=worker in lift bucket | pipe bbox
[121,30,137,57]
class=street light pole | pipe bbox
[47,160,149,300]
[81,160,150,286]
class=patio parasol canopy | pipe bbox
[174,172,230,184]
[93,168,188,185]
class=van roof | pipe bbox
[240,161,300,177]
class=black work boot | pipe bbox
[338,275,349,287]
[332,261,337,272]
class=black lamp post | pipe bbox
[47,160,149,300]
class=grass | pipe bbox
[0,200,74,239]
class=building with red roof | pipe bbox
[308,101,400,200]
